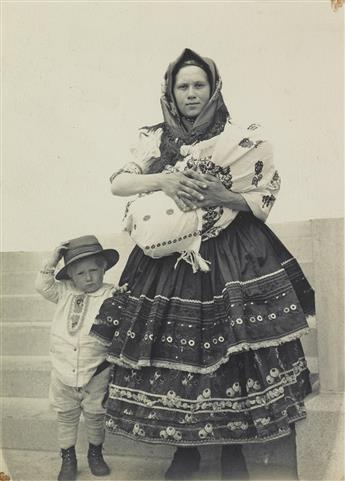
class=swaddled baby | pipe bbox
[123,158,237,272]
[121,122,280,272]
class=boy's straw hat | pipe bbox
[55,235,119,280]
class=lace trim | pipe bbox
[128,293,221,305]
[105,326,310,374]
[224,268,286,287]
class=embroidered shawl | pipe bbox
[115,120,280,225]
[110,49,281,270]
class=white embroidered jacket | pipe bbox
[35,269,113,387]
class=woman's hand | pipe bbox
[111,172,207,211]
[184,170,250,211]
[160,171,208,211]
[182,171,228,207]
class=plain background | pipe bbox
[2,1,344,251]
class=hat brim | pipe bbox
[55,249,119,281]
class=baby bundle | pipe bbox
[122,122,279,272]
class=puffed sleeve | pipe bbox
[235,141,281,222]
[109,127,163,182]
[209,122,281,222]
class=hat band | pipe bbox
[64,244,103,265]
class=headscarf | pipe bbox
[145,48,230,172]
[161,48,230,142]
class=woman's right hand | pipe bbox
[160,171,207,211]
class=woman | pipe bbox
[91,48,314,480]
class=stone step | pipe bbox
[1,354,319,399]
[1,251,50,272]
[1,448,298,481]
[1,397,298,472]
[1,295,56,322]
[2,356,51,398]
[268,220,312,240]
[2,449,170,481]
[1,322,51,356]
[0,397,174,458]
[2,271,39,296]
[295,392,345,481]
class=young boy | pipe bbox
[35,235,123,481]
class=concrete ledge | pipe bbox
[296,392,345,481]
[311,218,344,394]
[244,430,297,472]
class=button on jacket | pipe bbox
[35,269,113,387]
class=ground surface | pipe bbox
[1,449,297,481]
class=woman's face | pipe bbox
[173,66,211,118]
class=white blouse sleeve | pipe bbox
[231,140,281,222]
[110,127,163,182]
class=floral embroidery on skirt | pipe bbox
[90,212,314,445]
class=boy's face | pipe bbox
[68,256,106,293]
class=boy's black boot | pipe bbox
[58,446,77,481]
[221,445,249,480]
[87,443,111,476]
[165,447,201,480]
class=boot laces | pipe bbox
[61,449,76,463]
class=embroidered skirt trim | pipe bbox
[100,326,310,374]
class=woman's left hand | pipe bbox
[183,170,230,207]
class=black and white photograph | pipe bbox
[1,1,344,481]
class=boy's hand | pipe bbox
[111,283,129,296]
[46,241,69,268]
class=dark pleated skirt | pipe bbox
[91,212,314,445]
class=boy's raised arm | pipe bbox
[35,242,69,303]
